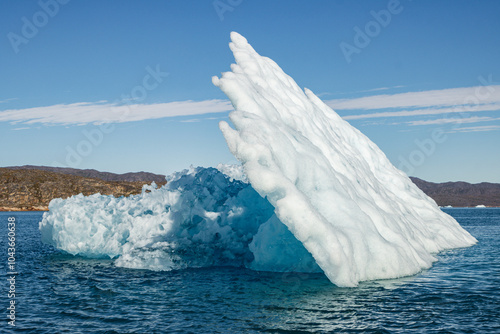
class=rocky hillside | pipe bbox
[410,177,500,207]
[6,165,166,183]
[0,168,166,211]
[1,166,499,211]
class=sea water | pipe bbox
[1,208,499,333]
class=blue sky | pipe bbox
[1,0,499,183]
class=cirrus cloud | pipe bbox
[327,85,500,112]
[0,99,233,125]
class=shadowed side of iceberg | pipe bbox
[39,167,321,273]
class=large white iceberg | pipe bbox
[213,32,477,286]
[40,32,477,287]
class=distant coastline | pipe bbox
[409,177,500,208]
[1,166,499,211]
[0,166,167,212]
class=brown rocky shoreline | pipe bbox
[1,166,499,211]
[0,167,167,211]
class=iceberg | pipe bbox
[40,32,477,287]
[40,167,319,272]
[213,32,477,286]
[41,167,268,269]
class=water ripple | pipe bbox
[0,209,498,333]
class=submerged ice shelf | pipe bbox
[40,32,477,287]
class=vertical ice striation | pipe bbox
[213,32,477,287]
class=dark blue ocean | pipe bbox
[1,208,499,333]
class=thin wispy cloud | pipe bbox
[447,125,500,133]
[3,86,499,127]
[321,85,406,97]
[343,103,500,120]
[0,98,18,104]
[328,85,500,113]
[408,116,500,126]
[180,119,202,123]
[354,85,406,94]
[0,100,234,125]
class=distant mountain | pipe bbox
[410,177,500,207]
[6,165,166,183]
[0,167,166,211]
[1,166,498,211]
